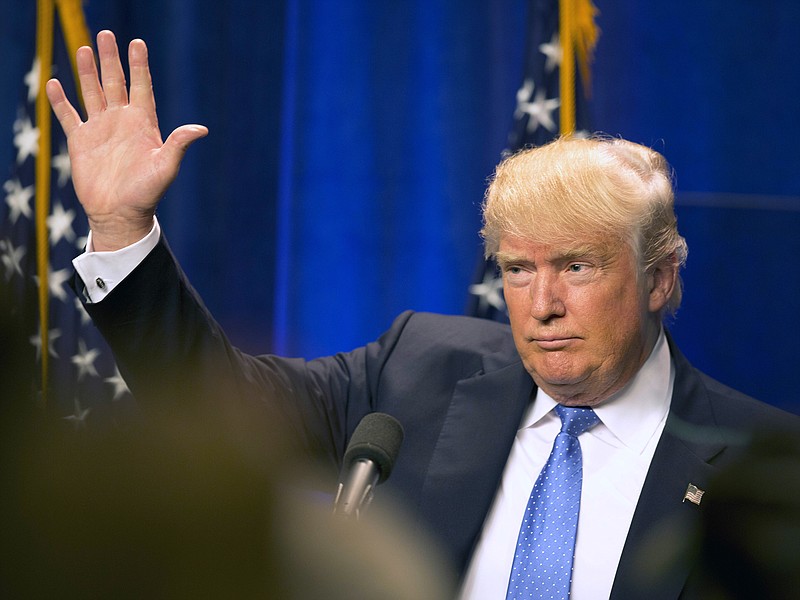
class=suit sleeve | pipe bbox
[81,234,415,472]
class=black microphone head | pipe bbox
[343,412,404,484]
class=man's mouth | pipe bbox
[530,336,578,350]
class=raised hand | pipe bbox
[46,30,208,251]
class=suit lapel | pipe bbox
[417,352,533,574]
[611,337,727,600]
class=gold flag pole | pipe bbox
[35,0,92,407]
[558,0,600,136]
[35,0,55,407]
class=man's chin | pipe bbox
[527,366,609,404]
[532,370,623,407]
[530,372,586,397]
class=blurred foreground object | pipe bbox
[692,431,800,599]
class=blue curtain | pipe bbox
[1,0,798,414]
[273,1,528,356]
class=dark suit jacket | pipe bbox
[85,237,798,599]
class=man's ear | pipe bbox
[647,254,679,313]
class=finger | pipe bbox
[46,79,82,136]
[128,39,156,115]
[96,30,128,108]
[162,124,209,165]
[76,45,106,116]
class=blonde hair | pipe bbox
[482,136,688,314]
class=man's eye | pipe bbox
[568,264,586,273]
[503,265,531,286]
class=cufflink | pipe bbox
[683,483,705,505]
[95,277,106,290]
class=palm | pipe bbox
[68,103,169,220]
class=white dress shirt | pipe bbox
[459,330,673,600]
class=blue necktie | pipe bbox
[506,405,600,599]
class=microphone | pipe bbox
[333,412,404,518]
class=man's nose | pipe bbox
[528,272,565,321]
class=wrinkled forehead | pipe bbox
[496,233,629,264]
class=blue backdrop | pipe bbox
[2,0,798,415]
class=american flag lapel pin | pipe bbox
[683,483,705,505]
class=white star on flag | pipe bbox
[13,116,39,164]
[105,367,131,401]
[34,266,72,303]
[539,33,562,73]
[514,79,536,120]
[24,57,40,103]
[4,178,35,224]
[47,202,77,245]
[469,269,506,313]
[30,326,62,360]
[63,397,91,429]
[0,238,26,280]
[523,88,561,133]
[48,267,73,302]
[72,339,101,381]
[74,297,92,326]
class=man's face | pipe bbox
[498,235,665,406]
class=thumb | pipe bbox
[163,124,209,162]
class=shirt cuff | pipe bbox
[72,217,161,303]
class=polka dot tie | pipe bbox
[505,405,600,599]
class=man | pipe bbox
[47,31,798,599]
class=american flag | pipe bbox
[683,483,705,506]
[1,3,132,424]
[467,0,598,321]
